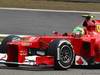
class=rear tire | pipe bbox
[48,39,74,70]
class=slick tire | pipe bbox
[0,35,21,67]
[0,35,21,53]
[48,39,74,70]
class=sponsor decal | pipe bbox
[96,25,100,32]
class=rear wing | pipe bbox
[95,20,100,32]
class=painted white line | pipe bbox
[0,34,31,38]
[0,7,100,14]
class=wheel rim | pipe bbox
[58,44,73,68]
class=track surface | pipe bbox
[0,65,100,75]
[0,9,100,75]
[0,9,84,35]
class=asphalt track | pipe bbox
[0,9,100,75]
[0,9,85,35]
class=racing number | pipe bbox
[96,25,100,32]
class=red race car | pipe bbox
[0,15,100,70]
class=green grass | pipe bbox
[0,0,100,11]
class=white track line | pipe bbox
[0,34,31,38]
[0,7,100,14]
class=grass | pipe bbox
[0,0,100,11]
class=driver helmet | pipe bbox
[72,26,85,37]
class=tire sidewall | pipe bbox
[48,39,74,69]
[0,35,21,53]
[57,40,74,69]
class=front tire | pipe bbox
[48,39,74,70]
[0,35,21,53]
[0,35,21,67]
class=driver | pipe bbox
[72,15,96,37]
[72,26,85,37]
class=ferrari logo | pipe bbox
[96,25,100,32]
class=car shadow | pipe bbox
[0,65,55,71]
[71,65,100,69]
[0,65,100,71]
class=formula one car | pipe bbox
[0,15,100,70]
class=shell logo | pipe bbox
[96,25,100,32]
